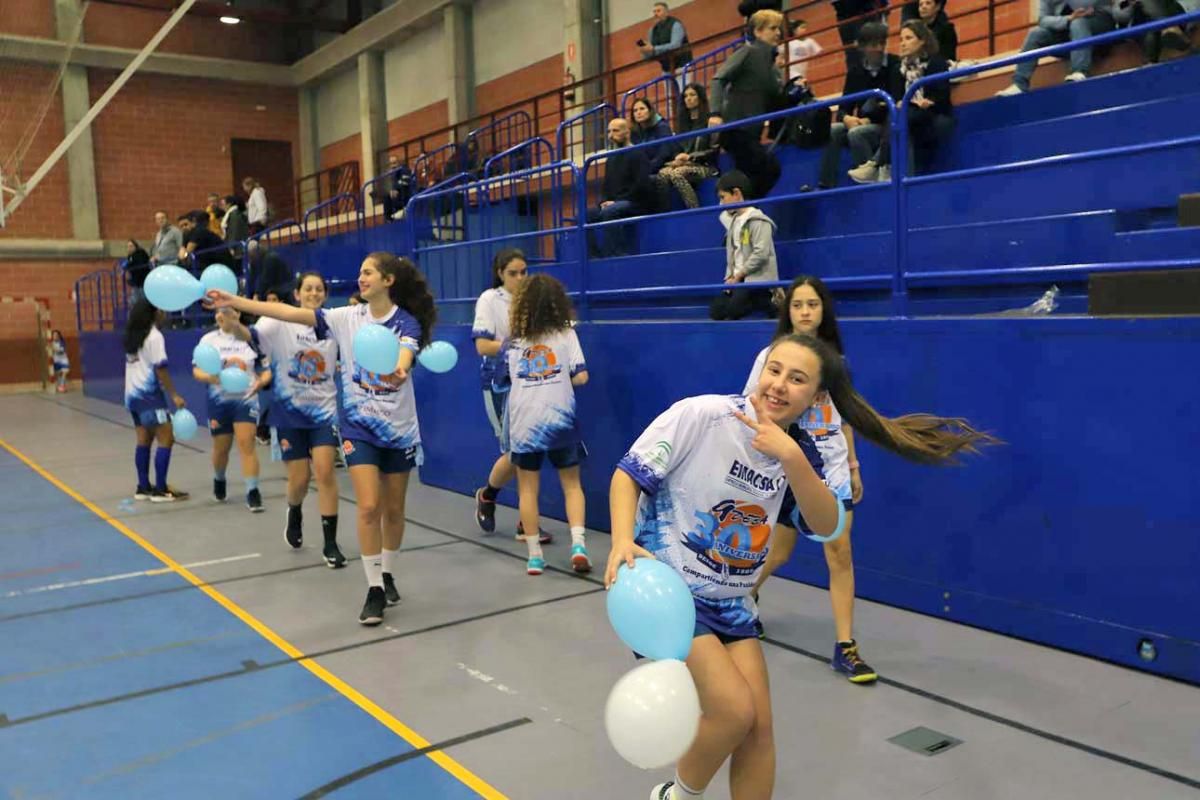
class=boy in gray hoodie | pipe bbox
[711,170,779,320]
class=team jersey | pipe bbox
[124,327,169,413]
[250,316,338,429]
[500,328,586,454]
[471,287,512,390]
[195,329,265,411]
[314,304,422,451]
[617,394,837,636]
[744,346,852,499]
[51,340,69,369]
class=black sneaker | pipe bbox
[247,488,264,513]
[213,478,227,502]
[831,639,878,684]
[151,486,189,503]
[134,486,153,501]
[382,572,401,605]
[515,521,553,545]
[474,487,496,534]
[322,541,347,569]
[284,506,302,548]
[359,586,386,625]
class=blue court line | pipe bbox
[0,442,509,799]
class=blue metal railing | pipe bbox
[555,103,617,164]
[413,142,463,186]
[301,192,361,240]
[406,172,473,246]
[361,165,416,229]
[681,39,743,91]
[466,110,534,173]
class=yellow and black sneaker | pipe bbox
[832,639,878,684]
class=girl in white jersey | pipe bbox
[225,272,345,568]
[206,253,437,627]
[193,307,271,513]
[123,298,188,502]
[496,274,591,575]
[743,275,875,683]
[607,334,996,800]
[470,249,550,545]
[50,330,69,393]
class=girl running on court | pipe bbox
[497,274,591,575]
[743,275,874,683]
[606,333,996,800]
[470,248,549,545]
[122,298,188,502]
[193,307,271,513]
[225,272,345,567]
[50,330,69,393]
[206,253,436,626]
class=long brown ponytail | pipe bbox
[770,333,1001,464]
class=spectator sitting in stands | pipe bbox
[370,154,415,220]
[711,170,779,321]
[710,9,789,199]
[832,0,889,69]
[915,0,958,61]
[853,20,954,182]
[787,19,824,82]
[151,210,182,266]
[996,0,1129,95]
[587,118,650,259]
[639,2,692,78]
[122,239,151,303]
[815,22,902,189]
[629,97,680,174]
[221,195,249,245]
[1125,0,1192,62]
[245,240,294,301]
[651,83,720,209]
[178,211,234,273]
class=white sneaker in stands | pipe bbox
[995,84,1024,97]
[1064,71,1086,82]
[848,160,878,184]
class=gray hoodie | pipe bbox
[720,206,778,283]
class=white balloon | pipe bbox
[604,659,701,770]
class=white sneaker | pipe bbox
[995,84,1024,97]
[1064,71,1086,82]
[848,160,878,184]
[649,783,675,800]
[877,165,892,182]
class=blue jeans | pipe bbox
[587,200,638,259]
[1013,14,1116,90]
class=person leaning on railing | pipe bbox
[709,9,789,200]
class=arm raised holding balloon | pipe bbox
[206,289,317,327]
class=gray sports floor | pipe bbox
[1,391,1197,799]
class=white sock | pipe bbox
[362,553,383,588]
[381,547,400,576]
[524,532,543,560]
[570,526,586,548]
[673,774,704,798]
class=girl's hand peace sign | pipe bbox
[734,394,803,463]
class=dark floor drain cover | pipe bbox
[888,726,962,757]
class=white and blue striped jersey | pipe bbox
[124,327,169,413]
[195,329,265,412]
[251,317,337,429]
[500,328,586,454]
[471,287,512,390]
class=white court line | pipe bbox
[2,553,262,598]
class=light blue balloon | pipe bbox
[171,408,198,441]
[353,324,400,375]
[200,263,239,296]
[219,366,251,395]
[606,558,696,661]
[192,342,222,376]
[417,340,459,373]
[144,265,203,312]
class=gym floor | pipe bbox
[0,391,1197,799]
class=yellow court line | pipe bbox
[0,437,509,800]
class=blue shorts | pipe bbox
[343,439,423,474]
[634,618,758,660]
[510,442,588,471]
[129,408,170,429]
[208,402,259,437]
[276,425,339,462]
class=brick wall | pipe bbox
[84,3,289,64]
[0,63,73,239]
[0,0,54,37]
[319,132,362,173]
[88,70,299,243]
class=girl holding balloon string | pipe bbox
[123,298,189,502]
[193,306,271,513]
[605,333,996,800]
[220,271,346,568]
[744,275,875,683]
[205,253,437,627]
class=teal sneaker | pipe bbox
[569,543,592,573]
[526,556,546,575]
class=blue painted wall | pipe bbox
[83,316,1200,683]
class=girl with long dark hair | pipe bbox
[123,298,188,502]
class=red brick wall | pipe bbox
[0,63,72,239]
[84,3,289,63]
[385,100,451,157]
[0,0,54,37]
[319,133,362,174]
[88,69,299,243]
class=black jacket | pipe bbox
[906,55,953,116]
[928,13,958,62]
[250,252,293,300]
[601,148,650,207]
[738,0,784,16]
[710,39,787,123]
[123,248,151,288]
[839,54,904,123]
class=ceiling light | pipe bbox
[220,14,240,23]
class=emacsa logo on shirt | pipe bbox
[725,459,785,497]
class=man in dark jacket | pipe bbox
[245,240,294,300]
[815,22,903,188]
[587,118,650,259]
[640,3,692,76]
[709,9,788,199]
